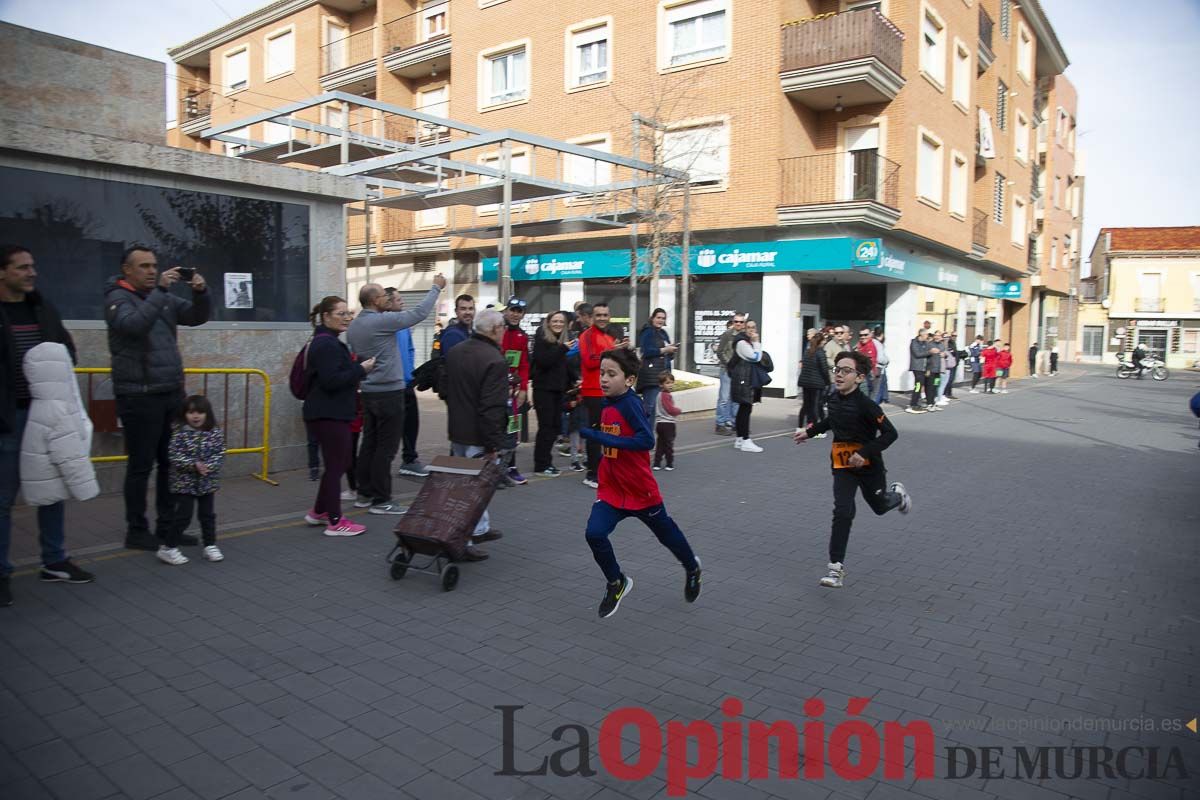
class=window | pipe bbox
[1015,111,1029,163]
[1056,108,1068,140]
[224,48,248,93]
[482,44,529,107]
[264,28,294,79]
[843,125,880,201]
[413,255,437,272]
[422,1,449,41]
[325,20,349,73]
[568,22,610,88]
[662,0,729,68]
[952,39,971,109]
[917,129,943,205]
[996,80,1008,131]
[224,127,250,156]
[1068,118,1077,153]
[925,300,936,312]
[1049,238,1058,270]
[417,86,449,139]
[1192,272,1200,311]
[1183,329,1200,354]
[993,172,1005,224]
[1062,233,1071,269]
[662,120,729,187]
[920,5,946,87]
[262,121,291,145]
[563,135,612,190]
[477,150,530,214]
[1011,196,1026,245]
[416,182,447,229]
[949,151,968,217]
[1017,24,1033,80]
[1053,176,1062,208]
[1000,0,1011,39]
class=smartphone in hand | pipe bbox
[176,267,195,281]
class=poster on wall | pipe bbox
[224,273,254,309]
[688,277,763,377]
[693,309,736,369]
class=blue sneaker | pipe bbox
[507,467,528,485]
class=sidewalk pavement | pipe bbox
[2,364,1197,800]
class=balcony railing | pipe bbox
[385,0,449,54]
[180,89,211,121]
[779,152,900,209]
[321,27,375,75]
[781,8,904,76]
[1135,298,1165,313]
[972,208,989,249]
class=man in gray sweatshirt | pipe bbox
[347,275,445,514]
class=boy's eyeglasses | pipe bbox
[833,366,860,376]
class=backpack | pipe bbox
[289,333,332,400]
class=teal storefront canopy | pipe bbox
[482,237,1015,299]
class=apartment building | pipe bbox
[1079,227,1200,369]
[168,0,1074,392]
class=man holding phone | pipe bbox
[105,246,211,551]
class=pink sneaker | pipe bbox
[324,518,366,537]
[304,510,329,526]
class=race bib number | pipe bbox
[504,350,522,369]
[831,442,869,469]
[600,422,620,459]
[507,414,521,434]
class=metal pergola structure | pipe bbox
[200,92,692,329]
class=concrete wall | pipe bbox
[0,22,166,145]
[0,118,364,489]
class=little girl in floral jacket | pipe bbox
[160,395,226,566]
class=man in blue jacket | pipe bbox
[386,289,429,478]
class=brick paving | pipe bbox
[2,364,1198,800]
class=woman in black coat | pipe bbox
[728,321,766,452]
[302,297,375,533]
[797,330,831,431]
[530,310,572,476]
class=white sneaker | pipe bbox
[890,481,912,514]
[340,489,357,501]
[156,546,188,566]
[733,437,744,450]
[969,389,980,394]
[1000,389,1009,394]
[202,545,224,562]
[739,438,764,453]
[820,562,845,588]
[935,399,949,406]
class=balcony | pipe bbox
[780,8,904,110]
[383,1,451,78]
[977,7,995,74]
[971,208,988,257]
[1135,297,1165,313]
[777,152,901,229]
[320,27,376,92]
[178,89,212,136]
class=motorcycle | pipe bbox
[1115,351,1168,381]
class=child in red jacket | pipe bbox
[579,349,701,619]
[996,343,1014,394]
[980,341,1000,394]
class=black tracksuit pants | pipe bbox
[830,464,901,564]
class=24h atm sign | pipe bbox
[496,700,1190,796]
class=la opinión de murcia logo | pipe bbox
[496,700,1190,797]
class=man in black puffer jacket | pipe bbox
[104,246,211,551]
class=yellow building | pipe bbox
[1081,227,1200,368]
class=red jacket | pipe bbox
[981,347,999,378]
[578,325,619,398]
[500,324,530,392]
[579,390,662,510]
[997,350,1014,370]
[856,338,878,372]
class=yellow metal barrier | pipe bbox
[75,368,278,486]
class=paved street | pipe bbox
[2,365,1198,800]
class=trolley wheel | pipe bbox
[390,554,409,581]
[440,564,460,592]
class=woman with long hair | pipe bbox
[301,297,376,536]
[636,307,678,420]
[797,329,832,434]
[531,310,572,476]
[729,320,765,452]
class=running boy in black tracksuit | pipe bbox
[794,350,911,588]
